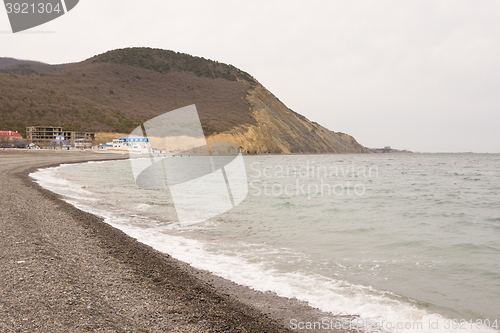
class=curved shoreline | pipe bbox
[1,150,352,332]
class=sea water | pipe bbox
[31,154,500,332]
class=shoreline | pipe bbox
[0,150,354,332]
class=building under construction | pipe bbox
[26,126,96,146]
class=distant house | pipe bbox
[50,135,69,148]
[11,141,29,149]
[2,140,30,149]
[0,131,23,144]
[73,138,93,149]
[99,136,150,154]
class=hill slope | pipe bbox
[0,48,369,154]
[0,58,37,68]
[0,57,72,75]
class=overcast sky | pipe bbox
[2,0,500,152]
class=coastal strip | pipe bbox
[0,150,353,332]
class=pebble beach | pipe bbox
[0,150,344,333]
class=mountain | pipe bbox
[0,58,73,75]
[0,58,34,68]
[0,48,369,154]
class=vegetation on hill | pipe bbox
[92,48,256,85]
[0,58,45,69]
[0,54,256,137]
[0,62,72,75]
[0,64,38,75]
[0,48,369,154]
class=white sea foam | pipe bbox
[31,166,96,198]
[136,203,152,211]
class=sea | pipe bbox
[31,153,500,333]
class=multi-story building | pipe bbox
[26,126,96,146]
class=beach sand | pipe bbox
[0,150,354,332]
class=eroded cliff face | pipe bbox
[207,85,370,155]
